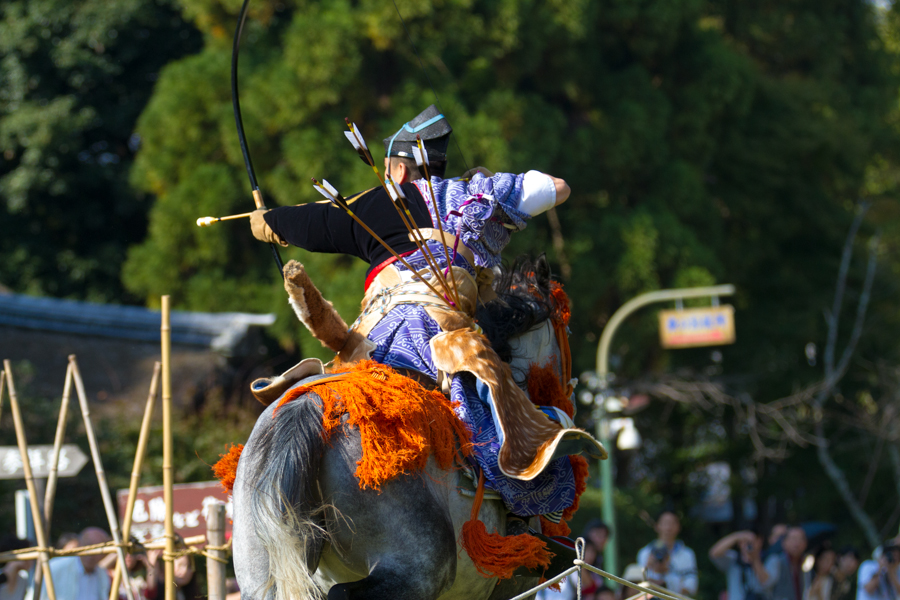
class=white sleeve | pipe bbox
[518,170,557,216]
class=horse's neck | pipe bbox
[507,320,562,387]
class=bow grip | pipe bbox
[252,189,266,209]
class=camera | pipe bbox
[652,543,669,563]
[884,543,900,565]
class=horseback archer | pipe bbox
[246,104,604,529]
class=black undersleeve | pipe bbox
[264,183,434,272]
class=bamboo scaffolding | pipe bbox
[44,361,74,534]
[206,503,227,600]
[0,535,207,563]
[161,296,175,600]
[69,357,135,600]
[2,362,57,600]
[109,362,161,600]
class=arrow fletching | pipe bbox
[344,131,361,151]
[413,135,430,169]
[385,175,407,203]
[312,177,349,210]
[344,119,372,163]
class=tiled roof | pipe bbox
[0,293,275,355]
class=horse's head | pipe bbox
[477,255,573,396]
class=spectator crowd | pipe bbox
[539,511,900,600]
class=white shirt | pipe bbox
[857,559,900,600]
[39,557,110,600]
[637,540,699,595]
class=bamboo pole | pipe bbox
[206,503,227,600]
[161,296,175,600]
[109,362,161,600]
[44,361,74,534]
[0,368,5,424]
[3,362,57,600]
[69,357,136,600]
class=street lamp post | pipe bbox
[593,284,736,582]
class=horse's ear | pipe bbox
[534,254,552,284]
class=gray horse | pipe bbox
[233,260,572,600]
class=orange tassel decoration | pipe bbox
[213,444,244,494]
[277,360,473,490]
[461,470,553,579]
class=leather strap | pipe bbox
[410,228,476,268]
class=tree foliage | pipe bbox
[0,0,201,301]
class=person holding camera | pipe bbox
[857,539,900,600]
[709,530,778,600]
[768,526,809,600]
[637,511,698,596]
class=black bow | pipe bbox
[232,0,285,276]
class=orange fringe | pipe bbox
[539,516,571,538]
[461,470,552,579]
[549,281,571,327]
[527,361,590,537]
[563,455,589,521]
[277,360,473,490]
[527,363,575,419]
[213,444,244,494]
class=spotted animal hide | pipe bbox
[429,326,606,481]
[283,260,374,363]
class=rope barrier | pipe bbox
[0,535,224,564]
[508,538,698,600]
[163,539,232,565]
[0,532,693,599]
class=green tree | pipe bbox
[0,0,201,302]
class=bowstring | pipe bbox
[390,0,473,176]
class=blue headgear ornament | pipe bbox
[383,104,452,163]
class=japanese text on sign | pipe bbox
[659,305,736,349]
[117,481,232,542]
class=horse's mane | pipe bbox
[476,255,556,364]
